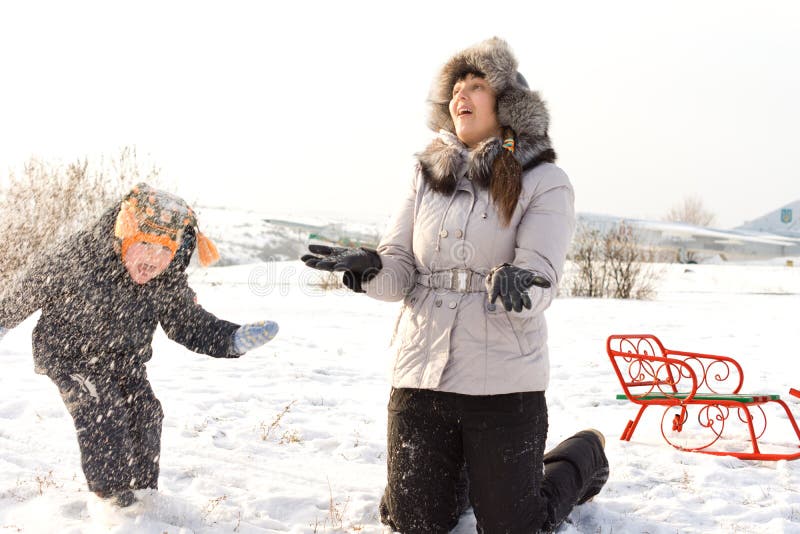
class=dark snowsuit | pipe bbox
[0,205,239,494]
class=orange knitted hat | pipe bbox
[114,183,220,267]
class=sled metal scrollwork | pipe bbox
[608,334,800,461]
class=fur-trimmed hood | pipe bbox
[419,37,555,194]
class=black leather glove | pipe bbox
[301,244,382,293]
[486,263,551,312]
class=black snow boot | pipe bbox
[95,489,136,508]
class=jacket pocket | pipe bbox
[505,314,533,355]
[392,288,427,350]
[485,304,527,357]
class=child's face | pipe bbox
[123,242,174,284]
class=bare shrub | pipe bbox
[0,147,159,294]
[567,222,659,299]
[279,429,303,444]
[665,195,716,227]
[568,224,607,298]
[306,272,345,291]
[664,195,716,263]
[310,481,364,533]
[327,479,350,531]
[258,400,297,441]
[34,470,61,495]
[604,224,658,299]
[202,494,228,522]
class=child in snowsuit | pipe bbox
[0,183,278,507]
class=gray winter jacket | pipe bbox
[364,132,575,395]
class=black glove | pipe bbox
[486,263,551,313]
[301,244,382,293]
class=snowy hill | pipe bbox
[197,206,800,269]
[196,207,386,265]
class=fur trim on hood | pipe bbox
[418,131,555,195]
[419,37,555,193]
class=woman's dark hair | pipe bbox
[491,127,522,227]
[450,67,486,96]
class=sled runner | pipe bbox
[607,334,800,461]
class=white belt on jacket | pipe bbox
[416,269,487,293]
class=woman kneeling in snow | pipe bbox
[0,183,278,507]
[303,38,609,533]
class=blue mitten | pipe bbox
[0,326,7,343]
[230,320,279,356]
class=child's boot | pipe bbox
[95,489,136,508]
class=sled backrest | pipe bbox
[607,334,745,402]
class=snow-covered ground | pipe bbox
[2,259,800,533]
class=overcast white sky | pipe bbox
[1,0,798,228]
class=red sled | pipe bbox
[607,334,800,461]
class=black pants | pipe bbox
[51,367,164,494]
[379,388,609,534]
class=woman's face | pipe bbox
[123,241,174,284]
[449,73,501,148]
